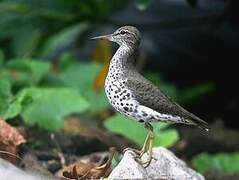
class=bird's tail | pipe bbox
[189,115,210,131]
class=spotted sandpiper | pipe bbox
[92,26,209,167]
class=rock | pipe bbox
[109,147,205,180]
[0,158,56,180]
[109,150,148,179]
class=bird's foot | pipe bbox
[123,147,141,155]
[123,123,155,168]
[123,147,154,168]
[135,150,156,168]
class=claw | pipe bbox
[123,147,141,155]
[124,123,154,168]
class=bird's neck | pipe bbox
[109,44,137,72]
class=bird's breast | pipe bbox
[104,74,139,116]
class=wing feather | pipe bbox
[125,72,209,130]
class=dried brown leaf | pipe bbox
[0,119,26,146]
[0,118,26,162]
[61,147,116,179]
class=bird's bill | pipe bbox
[91,34,112,40]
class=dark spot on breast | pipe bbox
[120,103,123,106]
[123,107,129,111]
[142,112,148,117]
[155,115,160,119]
[139,119,144,123]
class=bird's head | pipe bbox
[91,26,141,47]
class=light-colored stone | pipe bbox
[109,147,205,180]
[0,158,56,180]
[109,150,148,179]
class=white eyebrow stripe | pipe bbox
[115,29,138,41]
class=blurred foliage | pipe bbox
[0,50,4,66]
[136,0,151,11]
[0,0,204,59]
[192,152,239,175]
[0,0,127,58]
[0,51,109,129]
[1,58,50,87]
[19,87,89,130]
[0,78,19,118]
[55,53,109,113]
[145,72,214,104]
[104,114,179,148]
[39,22,90,58]
[92,39,111,90]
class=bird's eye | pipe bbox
[120,30,126,35]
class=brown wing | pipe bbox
[125,71,209,130]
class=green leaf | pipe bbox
[153,123,179,147]
[59,52,76,70]
[58,62,109,113]
[40,22,90,57]
[3,101,22,119]
[104,114,179,147]
[104,114,147,145]
[186,0,198,8]
[20,87,89,130]
[145,72,214,104]
[4,59,50,87]
[136,0,151,11]
[0,78,12,117]
[83,89,109,113]
[192,152,239,175]
[178,83,214,104]
[11,28,42,57]
[0,77,21,119]
[0,49,4,67]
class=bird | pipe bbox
[91,26,209,167]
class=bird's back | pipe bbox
[125,68,209,130]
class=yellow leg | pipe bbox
[140,132,150,154]
[125,129,151,156]
[143,123,154,167]
[134,123,154,167]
